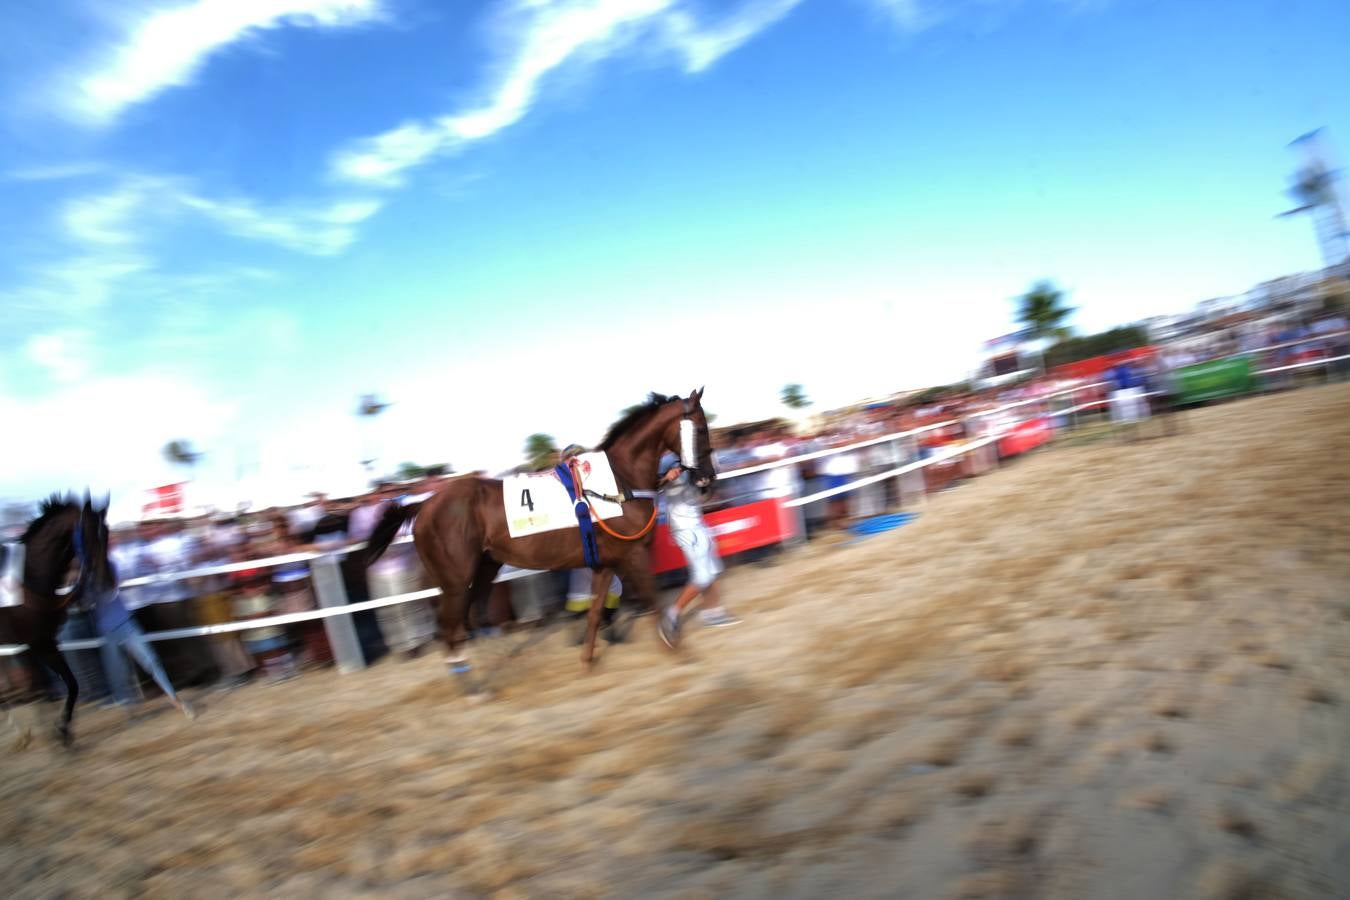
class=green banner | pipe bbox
[1174,357,1254,404]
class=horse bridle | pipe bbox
[65,508,100,608]
[578,397,709,510]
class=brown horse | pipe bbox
[365,389,715,684]
[0,493,113,746]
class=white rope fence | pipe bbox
[783,435,1000,508]
[1255,353,1349,376]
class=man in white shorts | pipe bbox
[656,453,739,649]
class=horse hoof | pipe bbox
[56,725,73,749]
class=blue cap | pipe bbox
[658,453,680,477]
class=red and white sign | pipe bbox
[998,417,1053,458]
[143,483,186,517]
[650,498,798,574]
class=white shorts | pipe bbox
[673,523,724,589]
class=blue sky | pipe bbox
[2,0,1347,517]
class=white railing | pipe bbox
[784,434,1000,508]
[1226,329,1348,360]
[0,541,544,658]
[714,380,1107,484]
[1255,353,1349,376]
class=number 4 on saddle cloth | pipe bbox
[501,452,629,567]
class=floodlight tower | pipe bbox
[1279,129,1349,276]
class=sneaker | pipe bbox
[699,609,741,628]
[658,612,682,650]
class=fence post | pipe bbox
[309,555,366,674]
[787,464,808,546]
[513,573,547,624]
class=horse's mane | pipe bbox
[21,493,79,544]
[599,393,676,450]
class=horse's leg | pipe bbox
[466,553,504,636]
[616,546,662,646]
[581,568,611,669]
[32,641,77,747]
[418,530,487,694]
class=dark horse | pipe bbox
[365,389,715,680]
[0,493,113,746]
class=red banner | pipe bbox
[998,417,1053,458]
[143,483,186,517]
[1051,346,1156,381]
[650,498,797,574]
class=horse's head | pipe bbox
[18,492,111,601]
[74,493,115,599]
[671,388,716,491]
[602,389,717,490]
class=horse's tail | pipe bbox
[365,501,422,566]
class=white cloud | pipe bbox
[662,0,804,73]
[863,0,929,30]
[178,192,382,255]
[61,180,156,245]
[332,0,802,186]
[4,174,374,331]
[332,121,450,186]
[23,330,95,384]
[67,0,385,125]
[5,162,107,182]
[2,254,150,317]
[54,176,382,256]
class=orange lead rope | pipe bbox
[570,459,659,542]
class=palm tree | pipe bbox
[1016,281,1075,343]
[523,433,558,471]
[357,393,391,474]
[781,383,810,410]
[357,394,390,417]
[162,439,201,468]
[162,440,203,486]
[396,462,426,481]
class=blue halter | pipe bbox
[72,510,88,568]
[70,508,98,601]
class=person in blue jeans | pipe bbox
[90,562,196,719]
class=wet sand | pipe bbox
[3,383,1349,899]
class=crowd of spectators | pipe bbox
[5,311,1345,706]
[1165,311,1349,368]
[702,307,1347,522]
